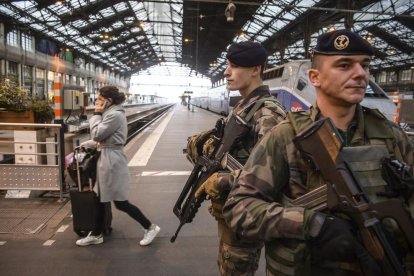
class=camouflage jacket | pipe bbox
[223,104,414,241]
[216,85,286,191]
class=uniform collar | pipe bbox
[239,85,271,106]
[349,105,365,144]
[309,104,360,145]
[309,103,360,124]
[309,105,321,122]
[310,104,392,145]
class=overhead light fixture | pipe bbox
[225,0,236,23]
[366,35,374,44]
[100,33,110,40]
[388,49,396,55]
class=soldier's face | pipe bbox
[224,60,255,92]
[309,55,371,107]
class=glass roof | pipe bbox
[0,0,184,75]
[208,0,413,79]
[0,0,412,80]
[207,0,321,77]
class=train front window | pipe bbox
[364,81,387,98]
[296,78,307,91]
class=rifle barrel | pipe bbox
[371,223,406,276]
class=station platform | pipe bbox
[0,104,266,276]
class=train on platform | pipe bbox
[191,60,398,121]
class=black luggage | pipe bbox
[67,147,100,189]
[69,147,112,237]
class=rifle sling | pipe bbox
[243,98,274,122]
[218,97,274,156]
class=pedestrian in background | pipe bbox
[75,86,160,247]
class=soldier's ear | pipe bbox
[308,69,321,88]
[251,65,261,77]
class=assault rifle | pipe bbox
[293,117,414,276]
[171,114,249,242]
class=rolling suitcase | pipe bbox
[69,147,112,237]
[67,147,99,189]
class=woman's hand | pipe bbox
[95,99,106,113]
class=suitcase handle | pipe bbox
[74,146,99,194]
[74,148,82,192]
[89,178,93,192]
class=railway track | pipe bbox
[126,104,175,143]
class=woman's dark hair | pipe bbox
[99,86,126,104]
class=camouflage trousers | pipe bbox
[217,218,262,276]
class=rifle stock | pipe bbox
[293,117,414,276]
[171,114,249,242]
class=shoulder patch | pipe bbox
[287,110,313,134]
[263,99,285,113]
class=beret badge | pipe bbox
[312,29,374,56]
[334,35,350,50]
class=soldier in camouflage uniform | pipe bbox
[189,41,286,275]
[223,30,414,275]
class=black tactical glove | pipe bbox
[307,212,381,275]
[380,157,414,200]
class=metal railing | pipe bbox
[0,122,65,200]
[0,119,409,203]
